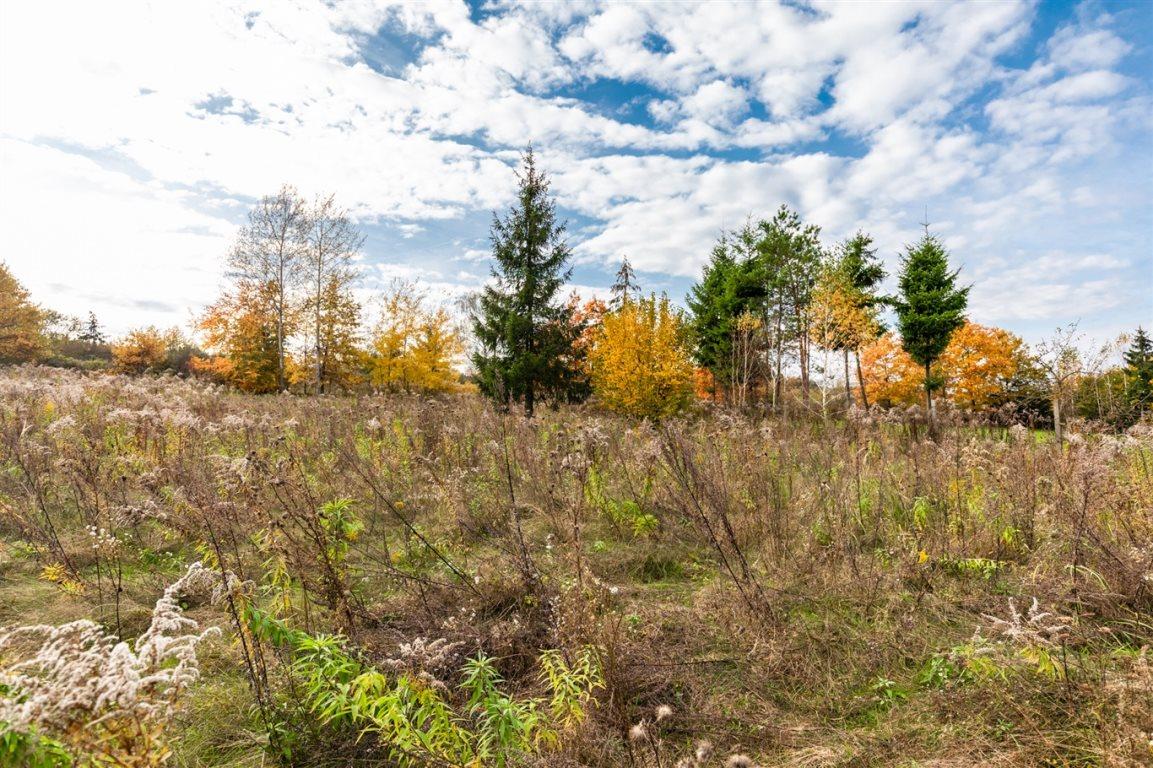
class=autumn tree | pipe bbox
[193,280,281,393]
[892,231,968,432]
[862,324,1023,412]
[561,293,605,402]
[303,194,364,393]
[590,293,694,419]
[370,282,462,394]
[111,327,169,374]
[0,261,47,363]
[471,147,581,416]
[809,259,882,407]
[938,321,1021,410]
[371,282,423,392]
[227,185,310,392]
[860,333,925,407]
[408,307,464,393]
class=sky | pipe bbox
[1,0,1151,343]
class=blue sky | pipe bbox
[0,0,1150,343]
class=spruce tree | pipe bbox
[1124,327,1153,411]
[472,147,579,417]
[609,256,640,310]
[893,231,968,427]
[687,237,738,399]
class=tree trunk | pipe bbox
[315,263,323,395]
[843,349,852,404]
[277,290,286,392]
[925,361,935,438]
[855,350,869,409]
[1052,395,1063,444]
[277,251,287,393]
[525,380,535,418]
[773,309,783,411]
[799,324,810,395]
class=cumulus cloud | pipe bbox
[0,0,1148,337]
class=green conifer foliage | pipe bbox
[471,147,582,416]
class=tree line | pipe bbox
[1,148,1150,435]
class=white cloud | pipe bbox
[0,0,1148,338]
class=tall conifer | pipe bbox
[472,147,579,417]
[893,231,968,429]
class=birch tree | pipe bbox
[227,185,310,392]
[303,194,364,393]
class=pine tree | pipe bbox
[893,231,968,430]
[753,206,821,404]
[609,257,640,310]
[1123,327,1153,412]
[839,232,886,298]
[471,147,580,417]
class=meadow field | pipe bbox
[0,366,1150,767]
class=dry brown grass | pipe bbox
[0,365,1150,767]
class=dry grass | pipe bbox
[0,365,1150,767]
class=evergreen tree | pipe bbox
[839,232,886,300]
[472,147,580,417]
[1124,327,1153,411]
[687,236,739,399]
[892,231,968,428]
[78,312,106,345]
[609,256,640,310]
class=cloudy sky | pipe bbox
[1,0,1150,341]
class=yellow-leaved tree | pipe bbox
[407,307,464,392]
[0,261,47,363]
[370,283,462,393]
[809,266,883,406]
[590,294,694,419]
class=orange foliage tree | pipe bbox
[563,293,606,398]
[192,281,283,393]
[111,327,168,374]
[860,332,925,407]
[589,294,694,419]
[938,321,1021,409]
[862,322,1023,410]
